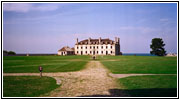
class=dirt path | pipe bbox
[109,73,177,78]
[4,61,127,97]
[42,61,125,97]
[4,60,176,97]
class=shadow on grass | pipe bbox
[79,88,177,97]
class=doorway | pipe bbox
[106,51,108,55]
[93,51,95,55]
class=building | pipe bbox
[58,46,74,56]
[75,37,121,55]
[166,53,177,57]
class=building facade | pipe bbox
[58,46,74,56]
[75,37,121,55]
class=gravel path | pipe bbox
[42,61,126,97]
[109,73,177,78]
[3,61,127,97]
[4,61,176,97]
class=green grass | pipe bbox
[100,56,177,74]
[117,75,177,97]
[3,56,89,73]
[3,76,59,97]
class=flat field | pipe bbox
[100,56,177,74]
[3,76,59,97]
[117,75,177,97]
[3,55,177,97]
[3,56,89,73]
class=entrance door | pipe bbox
[106,51,108,55]
[81,51,83,55]
[93,51,95,55]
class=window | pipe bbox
[106,46,108,49]
[101,46,103,49]
[86,51,87,54]
[81,46,83,49]
[94,46,95,49]
[77,46,79,49]
[101,51,103,54]
[90,46,91,49]
[86,46,87,49]
[111,46,112,49]
[77,51,78,53]
[97,51,98,54]
[111,51,112,54]
[90,51,92,54]
[97,46,98,49]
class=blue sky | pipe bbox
[3,3,177,53]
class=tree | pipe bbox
[150,38,166,56]
[3,50,8,54]
[8,51,16,55]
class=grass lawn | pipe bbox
[3,76,59,97]
[100,56,177,74]
[3,56,89,73]
[116,75,177,97]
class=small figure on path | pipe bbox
[39,66,43,77]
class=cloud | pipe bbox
[160,18,169,22]
[3,3,32,12]
[3,3,60,13]
[119,26,156,34]
[32,4,60,11]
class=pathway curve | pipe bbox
[41,61,126,97]
[3,61,127,97]
[3,61,177,97]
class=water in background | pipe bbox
[123,53,156,56]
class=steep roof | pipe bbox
[58,46,74,51]
[76,38,115,45]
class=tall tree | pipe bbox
[150,38,166,56]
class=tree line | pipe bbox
[3,50,16,55]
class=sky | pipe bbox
[3,3,177,54]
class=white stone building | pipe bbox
[58,46,74,56]
[75,37,121,55]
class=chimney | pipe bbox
[76,38,78,44]
[99,37,101,44]
[88,37,91,44]
[118,37,120,44]
[115,37,117,43]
